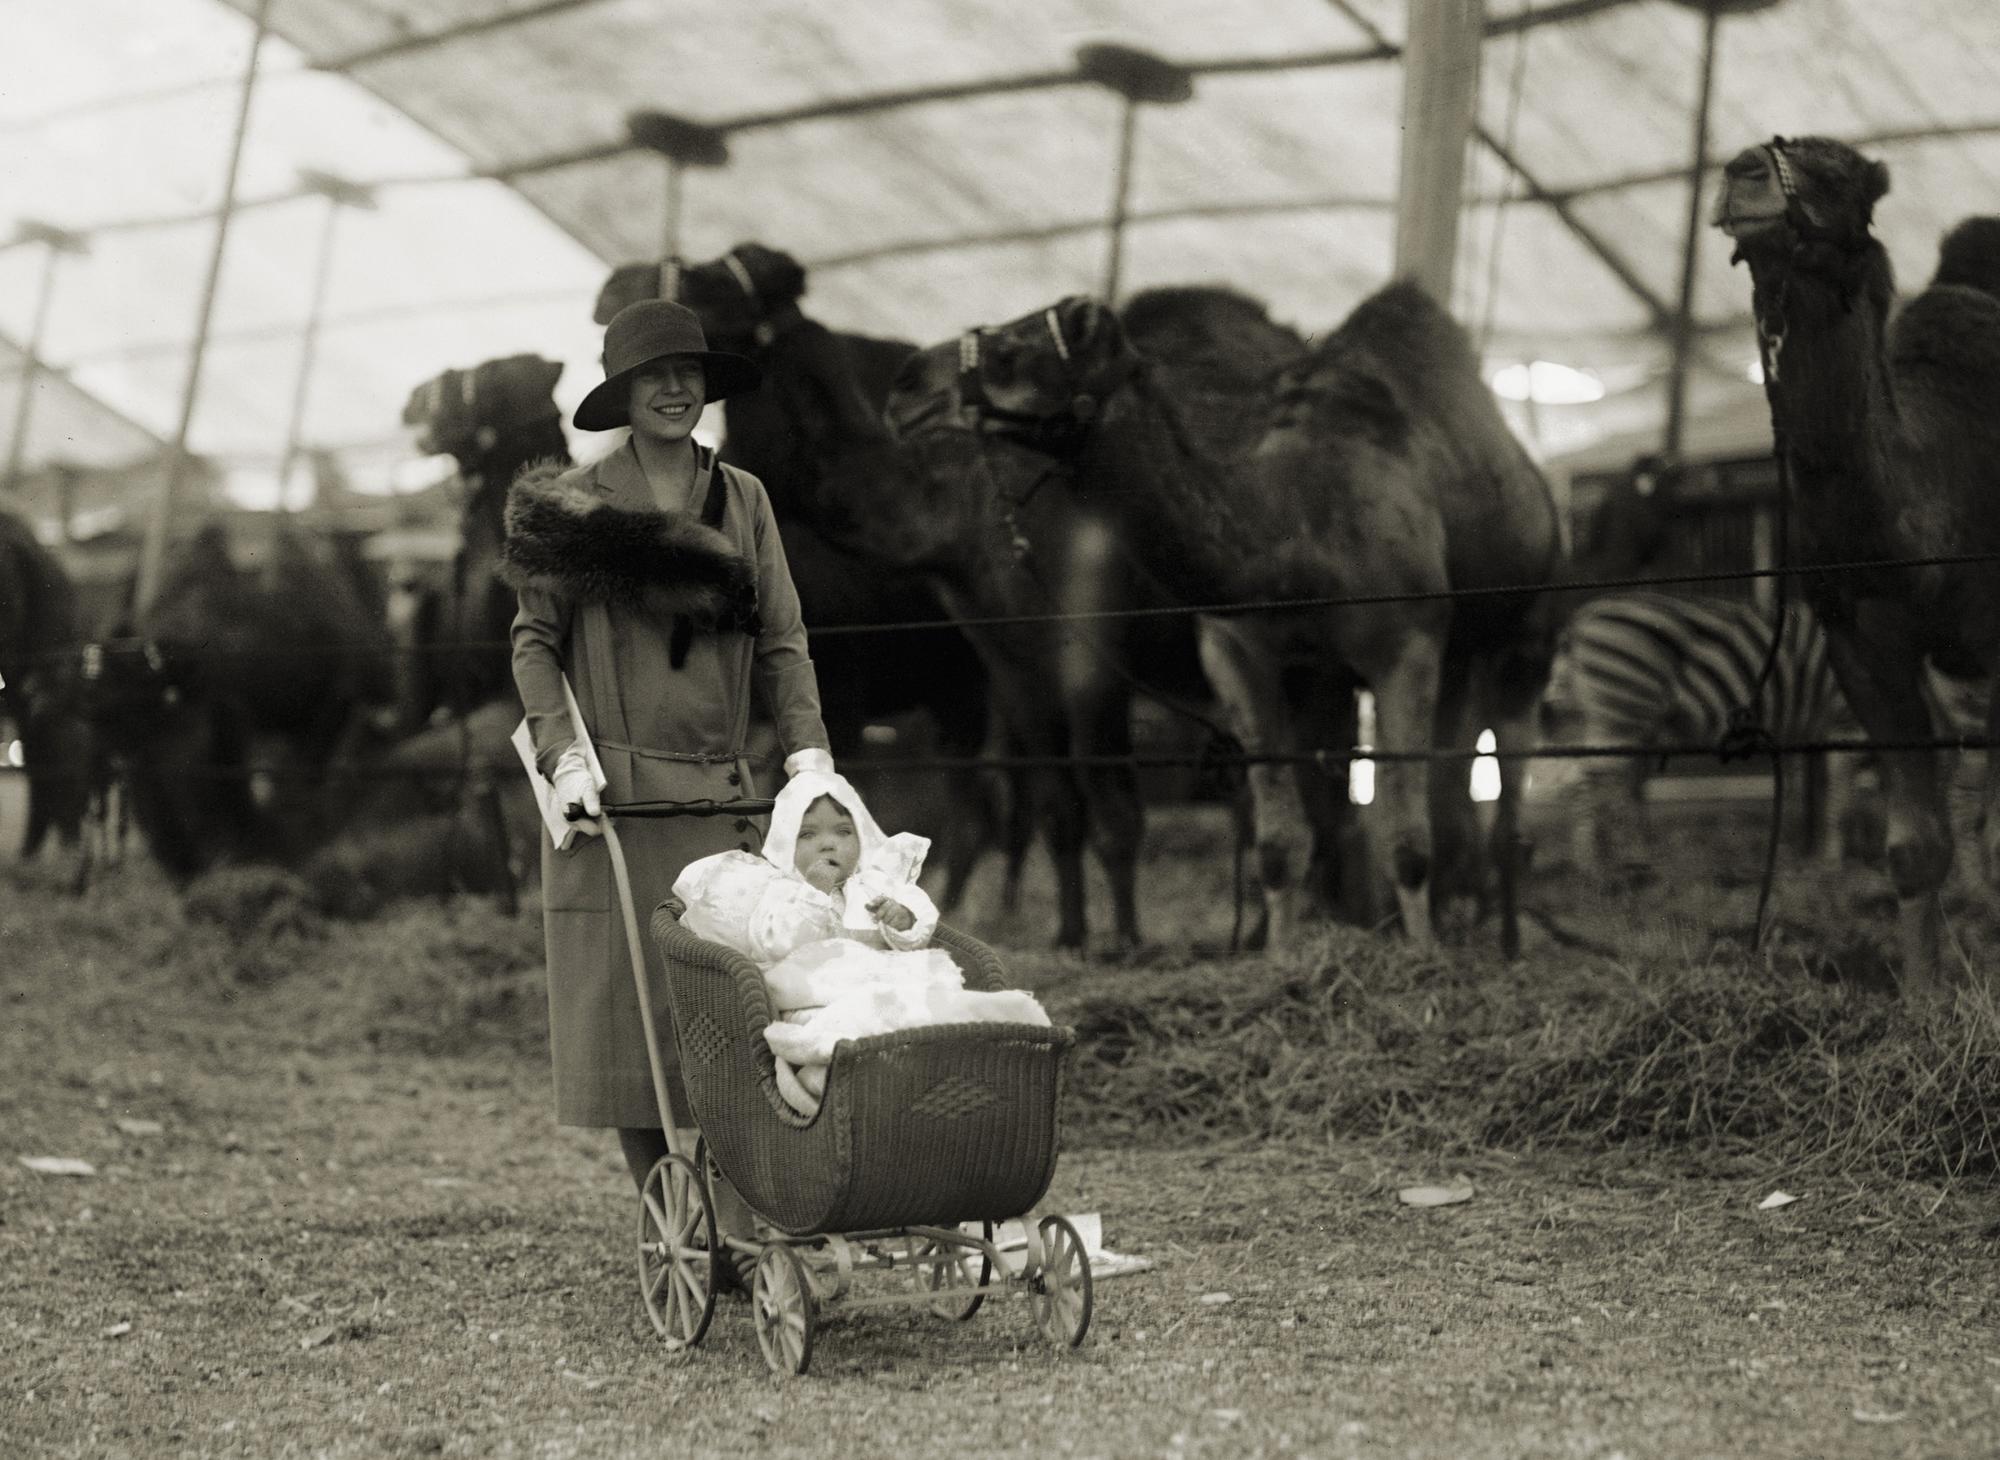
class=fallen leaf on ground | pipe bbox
[1757,1191,1800,1211]
[1851,1408,1907,1424]
[101,1322,132,1339]
[560,1370,604,1390]
[299,1324,340,1351]
[114,1118,164,1137]
[19,1157,96,1177]
[1198,1292,1234,1306]
[1398,1179,1474,1208]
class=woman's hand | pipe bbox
[552,747,602,837]
[867,896,916,933]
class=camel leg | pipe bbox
[1978,676,2000,899]
[1058,515,1146,951]
[961,625,1090,949]
[1823,628,1952,1010]
[1820,747,1864,870]
[1197,617,1308,949]
[1061,647,1144,954]
[1370,635,1446,948]
[1480,696,1540,961]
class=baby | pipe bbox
[672,771,1047,1117]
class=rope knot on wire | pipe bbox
[1717,706,1777,764]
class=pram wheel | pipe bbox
[752,1243,818,1376]
[1033,1214,1093,1349]
[637,1154,718,1349]
[918,1221,992,1321]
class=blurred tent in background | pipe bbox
[4,0,1999,539]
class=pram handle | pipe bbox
[563,796,775,822]
[590,797,777,819]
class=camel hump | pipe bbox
[1118,285,1306,377]
[1891,283,2000,393]
[1932,217,2000,301]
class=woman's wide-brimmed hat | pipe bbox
[573,299,762,431]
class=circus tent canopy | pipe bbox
[5,0,1999,529]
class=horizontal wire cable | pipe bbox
[6,733,1992,788]
[23,548,2000,667]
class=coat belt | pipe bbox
[594,737,757,766]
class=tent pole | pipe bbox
[661,159,684,296]
[276,197,343,511]
[3,227,85,499]
[134,0,273,622]
[1393,0,1485,306]
[1103,96,1139,303]
[1662,2,1721,461]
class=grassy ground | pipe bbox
[4,800,1997,1458]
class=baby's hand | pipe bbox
[867,896,916,933]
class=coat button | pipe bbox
[736,842,753,853]
[727,771,741,786]
[734,818,750,832]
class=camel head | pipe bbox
[1711,136,1890,263]
[676,244,810,355]
[401,355,564,462]
[884,297,1131,456]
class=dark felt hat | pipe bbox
[573,299,761,431]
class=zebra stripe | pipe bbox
[1556,593,1843,753]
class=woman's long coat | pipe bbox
[507,441,828,1128]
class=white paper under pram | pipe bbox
[962,1212,1154,1280]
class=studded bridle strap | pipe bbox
[722,249,759,303]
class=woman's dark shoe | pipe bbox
[711,1243,759,1301]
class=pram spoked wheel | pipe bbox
[917,1220,992,1321]
[752,1244,818,1375]
[1032,1214,1093,1349]
[637,1154,718,1349]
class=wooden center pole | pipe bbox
[1393,0,1486,307]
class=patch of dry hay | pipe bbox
[1054,928,1999,1186]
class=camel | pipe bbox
[652,253,1294,948]
[1713,136,2000,1008]
[393,354,570,731]
[876,284,1371,949]
[86,519,398,877]
[604,246,1030,923]
[0,510,91,859]
[888,284,1564,955]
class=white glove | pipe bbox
[552,743,602,836]
[783,747,835,778]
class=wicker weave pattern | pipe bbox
[649,901,1071,1237]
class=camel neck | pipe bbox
[1081,369,1268,604]
[1758,264,1893,464]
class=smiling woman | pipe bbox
[503,295,836,1275]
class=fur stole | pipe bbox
[498,462,761,636]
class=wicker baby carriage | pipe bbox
[597,809,1090,1376]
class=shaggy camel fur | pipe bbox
[889,285,1562,955]
[393,354,571,731]
[1715,136,2000,1009]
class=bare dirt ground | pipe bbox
[4,801,1997,1459]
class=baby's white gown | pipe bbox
[671,772,1048,1117]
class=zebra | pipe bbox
[1542,593,1858,868]
[1544,592,1992,870]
